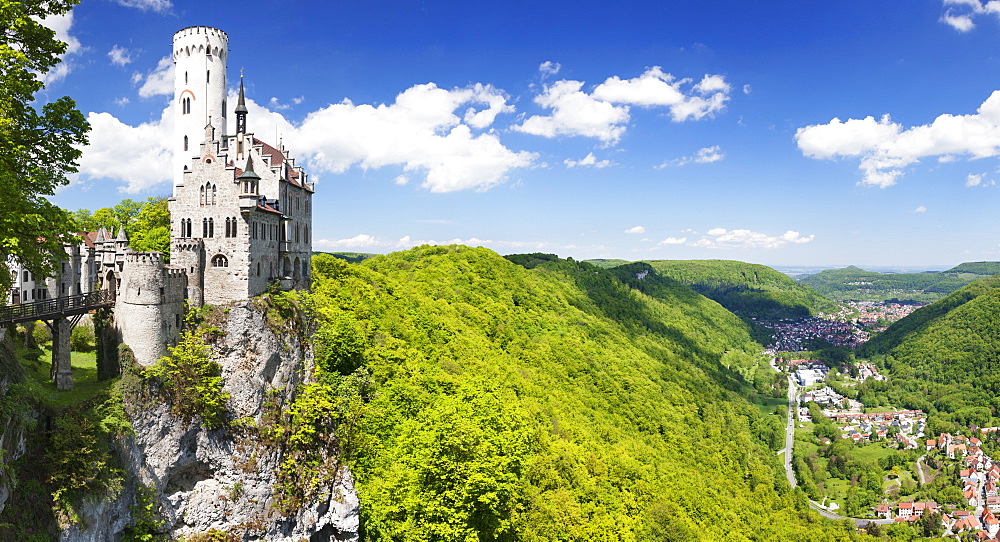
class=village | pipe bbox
[784,355,1000,539]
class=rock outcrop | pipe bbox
[65,303,359,541]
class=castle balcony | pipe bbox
[238,194,258,215]
[278,241,291,253]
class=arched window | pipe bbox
[212,184,217,205]
[185,71,188,84]
[224,217,231,238]
[211,254,228,268]
[209,217,214,238]
[183,135,188,151]
[203,217,208,238]
[257,261,261,276]
[199,185,205,206]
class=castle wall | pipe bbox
[114,253,186,366]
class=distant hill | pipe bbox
[583,258,631,269]
[797,263,997,303]
[313,251,379,263]
[856,274,1000,430]
[944,261,1000,275]
[638,259,834,319]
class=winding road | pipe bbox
[781,372,895,527]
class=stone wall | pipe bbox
[115,253,186,366]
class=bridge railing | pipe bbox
[0,289,115,325]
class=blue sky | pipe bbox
[40,0,1000,268]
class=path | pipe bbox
[780,368,895,527]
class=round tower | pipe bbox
[173,26,228,189]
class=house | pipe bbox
[898,501,913,518]
[874,504,892,519]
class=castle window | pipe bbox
[200,185,206,206]
[212,255,228,268]
[23,271,28,282]
[203,218,208,238]
[209,217,214,238]
[224,217,230,238]
[184,135,188,151]
[257,262,261,276]
[185,71,188,84]
[206,70,210,83]
[212,185,217,205]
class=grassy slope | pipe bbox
[639,259,833,319]
[310,247,870,541]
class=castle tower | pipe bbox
[173,26,228,188]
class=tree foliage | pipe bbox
[308,247,877,541]
[0,0,90,293]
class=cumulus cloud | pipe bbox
[743,84,752,95]
[539,61,561,76]
[515,67,731,144]
[687,228,814,249]
[912,205,928,213]
[515,80,630,143]
[565,152,612,168]
[315,234,388,249]
[592,67,731,121]
[116,0,173,13]
[137,56,173,98]
[78,104,174,193]
[38,11,83,84]
[657,145,724,167]
[966,173,984,186]
[940,0,1000,31]
[658,237,687,245]
[85,75,536,194]
[624,226,646,234]
[796,91,1000,187]
[108,45,134,66]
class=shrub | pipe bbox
[70,324,95,352]
[31,322,50,345]
[146,331,229,430]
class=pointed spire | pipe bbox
[116,227,128,242]
[95,227,107,243]
[235,74,248,135]
[238,155,260,181]
[235,75,248,114]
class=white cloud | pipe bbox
[624,226,646,234]
[691,228,814,249]
[137,56,174,98]
[78,104,174,193]
[515,67,731,144]
[912,205,928,213]
[108,45,134,66]
[565,152,612,168]
[796,91,1000,187]
[966,173,984,186]
[38,11,83,84]
[743,84,752,95]
[269,97,291,111]
[657,145,725,167]
[113,97,130,106]
[315,234,389,249]
[539,61,561,76]
[394,175,409,185]
[658,237,687,245]
[515,80,630,143]
[116,0,173,13]
[940,0,1000,31]
[592,67,731,121]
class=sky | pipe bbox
[37,0,1000,268]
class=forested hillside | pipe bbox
[639,259,833,319]
[798,265,993,303]
[854,275,1000,432]
[309,247,871,541]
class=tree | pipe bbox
[0,0,90,292]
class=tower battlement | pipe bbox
[125,252,164,266]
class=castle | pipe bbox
[6,26,314,369]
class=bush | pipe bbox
[70,324,95,353]
[31,322,50,345]
[146,331,229,430]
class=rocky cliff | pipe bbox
[62,303,360,541]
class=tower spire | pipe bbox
[235,71,248,135]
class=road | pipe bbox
[780,372,895,527]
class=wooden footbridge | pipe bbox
[1,290,115,390]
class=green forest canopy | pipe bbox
[308,247,874,541]
[637,259,834,319]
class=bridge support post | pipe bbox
[51,317,73,391]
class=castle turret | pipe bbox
[173,26,229,189]
[114,252,187,365]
